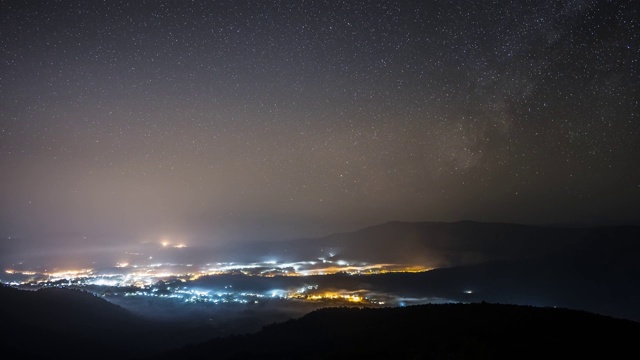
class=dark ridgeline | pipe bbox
[2,221,640,359]
[3,284,639,360]
[0,285,222,359]
[3,283,638,359]
[204,221,640,322]
[217,221,640,268]
[152,302,640,360]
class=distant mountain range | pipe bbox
[211,221,640,321]
[2,220,639,359]
[221,220,640,268]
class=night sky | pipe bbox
[1,0,638,250]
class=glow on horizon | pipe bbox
[2,260,433,288]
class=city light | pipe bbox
[0,253,445,311]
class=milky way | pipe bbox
[1,0,638,250]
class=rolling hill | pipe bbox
[0,285,222,359]
[152,302,640,359]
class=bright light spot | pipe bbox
[93,278,119,286]
[464,290,473,294]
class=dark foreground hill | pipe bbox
[152,302,640,360]
[0,285,222,359]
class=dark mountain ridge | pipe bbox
[3,221,639,358]
[153,302,640,359]
[220,220,640,268]
[0,285,222,359]
[204,221,640,322]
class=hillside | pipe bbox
[193,221,640,322]
[0,285,222,359]
[218,221,640,268]
[153,302,640,359]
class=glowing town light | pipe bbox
[45,269,94,278]
[93,278,119,286]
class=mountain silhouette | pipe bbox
[3,221,640,358]
[204,221,640,321]
[0,285,222,359]
[219,221,640,268]
[152,302,640,359]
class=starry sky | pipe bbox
[1,0,638,250]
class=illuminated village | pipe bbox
[1,243,442,315]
